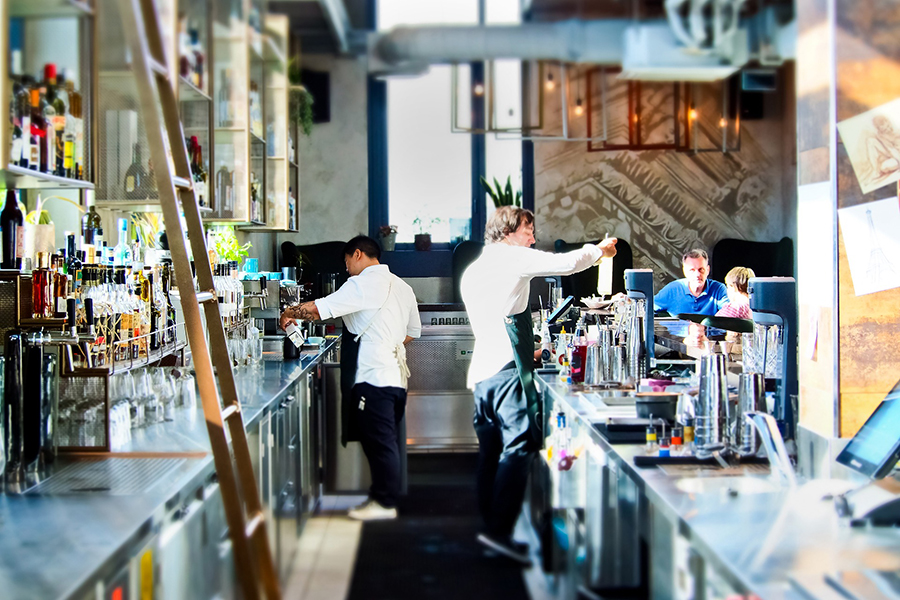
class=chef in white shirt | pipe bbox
[281,235,420,521]
[461,207,616,564]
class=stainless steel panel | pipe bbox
[323,364,371,493]
[406,335,473,392]
[158,497,206,600]
[406,392,476,449]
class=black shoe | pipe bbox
[476,533,532,566]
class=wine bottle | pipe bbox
[82,194,101,245]
[124,143,146,199]
[1,190,25,270]
[4,331,24,476]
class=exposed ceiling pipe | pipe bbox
[374,19,632,66]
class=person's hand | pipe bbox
[599,237,618,259]
[279,308,297,332]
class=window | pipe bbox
[379,0,478,244]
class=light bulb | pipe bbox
[574,99,584,116]
[719,117,727,128]
[688,108,697,120]
[474,83,484,96]
[545,73,555,91]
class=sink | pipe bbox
[675,476,781,496]
[580,390,636,407]
[262,338,284,354]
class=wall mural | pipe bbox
[533,75,793,291]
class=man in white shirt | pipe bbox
[461,207,616,563]
[281,236,420,521]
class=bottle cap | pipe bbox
[43,63,57,83]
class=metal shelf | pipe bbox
[250,130,266,145]
[9,0,93,18]
[0,165,95,190]
[97,200,213,214]
[178,76,212,102]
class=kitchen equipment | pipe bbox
[635,392,678,421]
[624,269,654,373]
[735,373,765,455]
[283,335,300,360]
[609,345,627,385]
[695,353,729,458]
[584,344,602,386]
[748,277,797,440]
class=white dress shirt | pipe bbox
[315,264,421,389]
[461,243,604,388]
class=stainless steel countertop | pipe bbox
[537,375,900,600]
[0,340,336,600]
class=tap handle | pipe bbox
[84,298,94,329]
[259,276,267,293]
[67,298,77,329]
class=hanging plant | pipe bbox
[288,58,314,136]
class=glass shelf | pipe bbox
[179,76,212,102]
[9,0,93,18]
[0,165,95,190]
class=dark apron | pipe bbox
[504,309,542,445]
[340,327,361,447]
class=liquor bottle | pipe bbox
[82,194,101,246]
[124,144,146,199]
[218,69,233,126]
[53,254,68,317]
[39,87,57,175]
[1,190,25,270]
[63,70,83,179]
[31,252,52,318]
[5,331,25,475]
[114,218,132,266]
[149,272,160,351]
[191,137,207,207]
[29,89,43,171]
[44,64,67,176]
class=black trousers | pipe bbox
[352,382,407,508]
[473,367,539,540]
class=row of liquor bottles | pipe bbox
[120,136,208,205]
[7,57,86,180]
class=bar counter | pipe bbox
[535,374,900,600]
[0,341,335,600]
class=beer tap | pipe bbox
[27,298,99,371]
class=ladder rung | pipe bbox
[195,292,216,304]
[221,404,240,421]
[245,512,264,538]
[149,58,169,78]
[173,176,192,190]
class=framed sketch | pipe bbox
[837,97,900,194]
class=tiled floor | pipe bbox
[284,494,553,600]
[283,496,366,600]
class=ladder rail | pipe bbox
[113,0,281,597]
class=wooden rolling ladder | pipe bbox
[113,0,281,597]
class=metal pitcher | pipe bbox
[584,344,602,386]
[598,327,614,381]
[609,345,627,385]
[696,353,729,457]
[735,373,765,455]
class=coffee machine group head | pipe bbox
[748,276,798,440]
[624,269,654,372]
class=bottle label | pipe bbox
[64,140,74,171]
[125,175,135,193]
[15,226,25,259]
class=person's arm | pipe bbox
[279,301,321,331]
[517,238,617,278]
[314,277,370,320]
[653,283,670,313]
[405,289,422,340]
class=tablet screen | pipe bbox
[836,380,900,479]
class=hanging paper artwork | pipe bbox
[837,97,900,194]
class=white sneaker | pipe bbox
[476,533,532,566]
[348,499,398,521]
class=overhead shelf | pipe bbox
[8,0,93,18]
[179,76,212,102]
[0,165,95,190]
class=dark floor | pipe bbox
[346,453,531,600]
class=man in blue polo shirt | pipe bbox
[654,249,728,315]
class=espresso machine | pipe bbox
[624,269,654,374]
[748,277,798,440]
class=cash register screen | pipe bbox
[836,380,900,480]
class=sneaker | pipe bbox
[348,499,398,521]
[476,533,532,566]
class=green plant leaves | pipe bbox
[481,175,522,207]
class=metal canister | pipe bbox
[598,327,614,381]
[609,345,627,385]
[584,344,601,386]
[695,353,728,457]
[735,373,765,455]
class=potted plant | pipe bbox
[379,225,398,251]
[412,216,441,251]
[480,175,522,208]
[211,225,253,263]
[288,59,315,137]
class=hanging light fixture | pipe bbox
[473,83,484,96]
[574,98,584,117]
[546,71,555,91]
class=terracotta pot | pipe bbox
[414,233,432,251]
